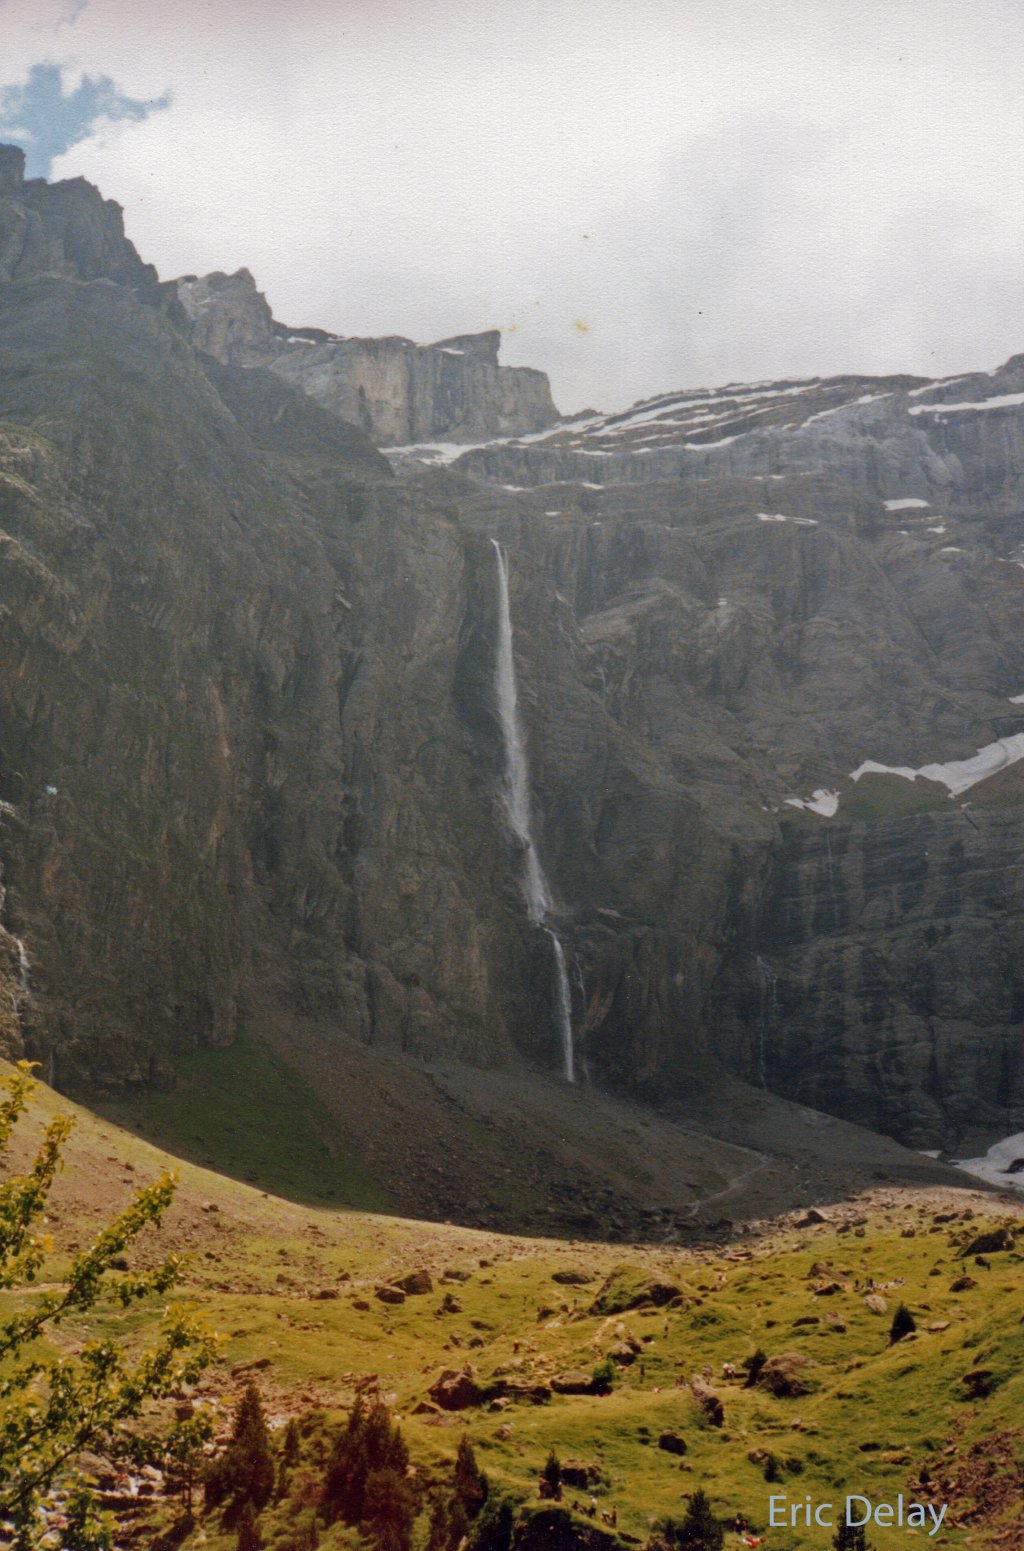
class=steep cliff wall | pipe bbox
[3,151,1024,1153]
[176,268,558,444]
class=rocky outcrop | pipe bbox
[176,268,558,444]
[0,144,170,305]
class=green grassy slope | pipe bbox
[2,1063,1021,1548]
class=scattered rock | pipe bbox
[756,1354,818,1398]
[561,1459,608,1488]
[396,1269,433,1295]
[962,1228,1014,1257]
[658,1431,687,1456]
[551,1371,599,1396]
[428,1368,483,1410]
[961,1368,996,1399]
[690,1377,724,1426]
[375,1285,406,1305]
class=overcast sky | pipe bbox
[2,0,1023,413]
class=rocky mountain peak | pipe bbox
[175,268,557,445]
[0,144,166,300]
[0,144,25,192]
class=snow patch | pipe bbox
[884,497,930,511]
[909,391,1024,416]
[953,1133,1024,1191]
[784,789,840,817]
[757,512,819,527]
[907,376,969,398]
[851,732,1024,795]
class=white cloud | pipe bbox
[2,0,1024,411]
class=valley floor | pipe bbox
[3,1063,1023,1549]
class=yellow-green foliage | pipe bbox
[2,1060,1021,1549]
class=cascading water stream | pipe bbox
[754,954,777,1090]
[491,539,575,1082]
[0,849,31,1004]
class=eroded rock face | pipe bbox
[176,268,558,444]
[0,147,169,302]
[3,150,1024,1154]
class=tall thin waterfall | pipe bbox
[491,540,575,1082]
[754,955,777,1090]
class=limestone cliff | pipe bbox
[176,267,558,444]
[2,150,1024,1158]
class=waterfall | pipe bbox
[547,930,575,1084]
[15,938,30,992]
[754,955,777,1090]
[491,539,575,1083]
[0,852,31,1002]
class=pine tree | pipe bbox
[205,1384,275,1513]
[466,1492,515,1551]
[741,1348,768,1387]
[425,1493,450,1551]
[454,1435,487,1519]
[833,1521,872,1550]
[541,1449,561,1496]
[236,1501,262,1551]
[657,1488,724,1551]
[889,1303,916,1343]
[362,1466,417,1551]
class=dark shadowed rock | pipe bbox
[428,1368,482,1410]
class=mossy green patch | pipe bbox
[96,1028,390,1211]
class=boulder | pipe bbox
[657,1431,687,1456]
[375,1285,406,1305]
[755,1354,819,1398]
[395,1269,433,1295]
[551,1371,598,1396]
[428,1368,482,1411]
[961,1227,1014,1257]
[690,1377,724,1425]
[560,1459,607,1488]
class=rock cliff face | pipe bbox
[176,268,558,444]
[3,152,1024,1155]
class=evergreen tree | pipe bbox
[277,1417,301,1501]
[741,1348,768,1387]
[362,1466,417,1551]
[833,1522,872,1550]
[322,1400,410,1529]
[656,1488,724,1551]
[425,1494,450,1551]
[236,1501,262,1551]
[447,1499,469,1550]
[205,1384,275,1513]
[889,1303,916,1343]
[454,1435,488,1519]
[541,1450,561,1496]
[466,1492,515,1551]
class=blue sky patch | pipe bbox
[0,63,170,179]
